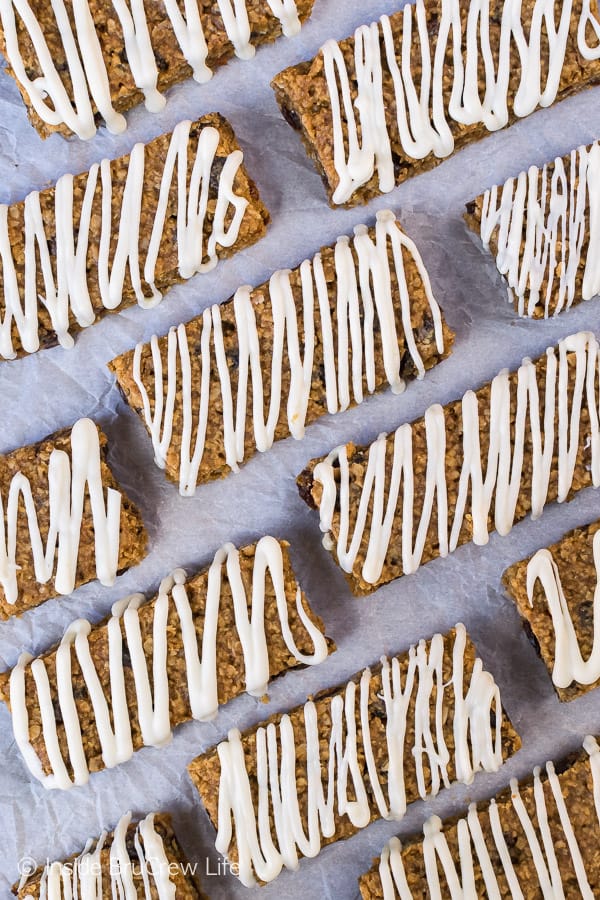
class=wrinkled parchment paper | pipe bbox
[1,2,600,897]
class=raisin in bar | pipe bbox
[16,811,205,899]
[0,417,146,620]
[109,209,453,497]
[0,536,331,790]
[272,0,600,208]
[465,140,600,318]
[503,520,600,702]
[360,735,600,898]
[0,115,269,360]
[0,1,316,140]
[187,624,521,887]
[298,330,600,595]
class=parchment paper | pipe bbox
[1,2,600,897]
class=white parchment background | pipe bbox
[1,1,600,897]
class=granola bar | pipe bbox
[298,330,600,595]
[187,624,521,887]
[16,811,205,899]
[359,736,600,898]
[0,0,316,140]
[109,209,453,496]
[503,519,600,702]
[0,417,146,620]
[0,114,269,359]
[0,536,331,790]
[465,140,600,317]
[272,0,600,208]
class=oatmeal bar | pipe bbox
[0,115,269,360]
[0,417,146,620]
[272,0,600,208]
[298,330,600,595]
[465,140,600,318]
[503,520,600,702]
[187,624,521,887]
[359,735,600,898]
[16,811,205,899]
[0,536,331,790]
[109,209,454,496]
[0,1,316,140]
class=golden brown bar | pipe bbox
[0,536,332,790]
[0,417,146,620]
[16,812,206,898]
[465,140,600,318]
[109,210,454,496]
[359,738,600,898]
[503,519,600,702]
[0,0,317,140]
[298,331,599,595]
[188,625,520,887]
[272,0,600,208]
[0,114,269,359]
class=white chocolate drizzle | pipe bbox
[0,0,302,139]
[0,119,248,359]
[526,528,600,689]
[320,0,600,204]
[9,535,328,791]
[22,811,177,899]
[131,210,445,496]
[377,735,600,898]
[213,623,504,887]
[313,330,600,587]
[479,140,600,317]
[0,417,121,607]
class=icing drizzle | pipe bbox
[9,536,328,790]
[131,210,445,496]
[377,735,600,898]
[0,417,121,607]
[480,140,600,317]
[22,812,177,899]
[313,331,600,586]
[0,119,248,359]
[213,624,504,887]
[320,0,600,204]
[526,529,600,689]
[0,0,302,138]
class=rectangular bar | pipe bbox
[0,536,332,790]
[359,736,600,898]
[298,330,599,595]
[0,417,147,620]
[16,811,205,899]
[272,0,600,208]
[503,519,600,701]
[465,140,600,318]
[0,115,269,359]
[0,0,316,140]
[109,209,453,496]
[187,624,521,887]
